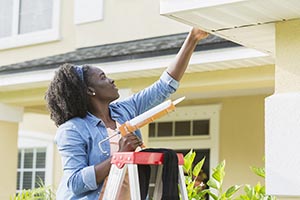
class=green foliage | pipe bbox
[10,185,55,200]
[236,166,276,200]
[205,160,241,200]
[183,149,207,200]
[183,150,276,200]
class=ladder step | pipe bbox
[111,152,184,168]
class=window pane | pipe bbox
[175,121,190,136]
[35,172,45,187]
[23,172,32,189]
[157,122,172,137]
[19,0,53,34]
[0,0,13,38]
[36,149,46,168]
[18,151,21,168]
[24,149,33,168]
[149,123,155,137]
[193,120,209,136]
[17,172,21,190]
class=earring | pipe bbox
[92,92,96,96]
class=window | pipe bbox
[17,148,47,192]
[0,0,60,49]
[148,105,221,197]
[147,104,221,195]
[149,119,209,137]
[17,131,54,193]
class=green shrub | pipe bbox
[183,149,276,200]
[10,185,55,200]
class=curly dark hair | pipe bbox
[45,63,90,126]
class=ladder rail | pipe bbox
[102,165,127,200]
[127,165,141,200]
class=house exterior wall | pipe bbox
[0,0,189,66]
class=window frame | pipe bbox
[17,131,54,192]
[147,104,221,176]
[0,0,60,50]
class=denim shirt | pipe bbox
[55,71,179,200]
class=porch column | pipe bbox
[0,103,23,199]
[265,19,300,196]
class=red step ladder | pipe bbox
[102,152,188,200]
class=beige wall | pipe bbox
[275,19,300,93]
[76,0,189,48]
[0,121,19,199]
[219,95,266,188]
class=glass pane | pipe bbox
[35,171,45,187]
[17,151,21,168]
[19,0,53,34]
[23,172,32,189]
[157,122,172,137]
[175,121,190,136]
[36,149,46,168]
[17,172,20,190]
[149,123,155,137]
[0,0,13,38]
[193,120,209,136]
[24,149,33,168]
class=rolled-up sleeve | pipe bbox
[160,70,179,92]
[81,166,97,190]
[55,123,98,196]
[116,70,180,117]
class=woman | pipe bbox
[45,28,208,200]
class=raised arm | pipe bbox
[167,28,209,81]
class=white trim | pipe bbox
[18,131,54,187]
[0,46,269,91]
[148,104,221,177]
[0,103,23,122]
[0,0,60,50]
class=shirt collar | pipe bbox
[86,105,123,126]
[86,112,102,127]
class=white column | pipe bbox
[265,19,300,197]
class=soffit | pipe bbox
[161,0,300,55]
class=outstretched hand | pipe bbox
[190,27,209,42]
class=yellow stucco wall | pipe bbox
[0,121,19,199]
[275,19,300,93]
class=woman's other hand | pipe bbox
[118,133,143,152]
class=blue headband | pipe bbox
[74,65,84,82]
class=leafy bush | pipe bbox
[183,149,276,200]
[10,185,55,200]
